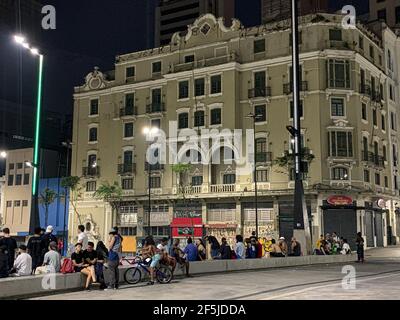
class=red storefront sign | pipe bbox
[327,195,353,206]
[171,217,203,237]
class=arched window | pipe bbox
[89,127,97,142]
[332,167,348,180]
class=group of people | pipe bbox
[0,225,61,278]
[314,232,351,256]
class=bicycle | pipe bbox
[124,255,173,284]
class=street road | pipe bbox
[31,247,400,300]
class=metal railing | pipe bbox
[248,86,271,98]
[119,106,137,117]
[173,53,238,73]
[144,162,165,171]
[283,81,308,94]
[82,166,100,177]
[146,102,165,113]
[255,152,273,163]
[117,163,136,175]
[362,151,385,167]
[359,84,371,96]
[210,184,236,193]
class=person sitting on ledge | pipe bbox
[269,239,285,257]
[10,245,32,277]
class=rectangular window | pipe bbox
[124,123,134,138]
[125,93,135,109]
[23,173,29,185]
[329,131,353,157]
[15,174,22,185]
[223,174,236,184]
[6,201,12,208]
[375,173,380,185]
[331,98,345,117]
[14,200,21,207]
[210,108,221,125]
[150,176,161,188]
[364,170,370,183]
[191,176,203,186]
[123,150,133,165]
[390,85,394,101]
[178,113,189,129]
[384,176,389,188]
[373,109,377,126]
[359,36,364,50]
[86,181,96,192]
[254,39,266,53]
[22,200,28,207]
[9,163,14,170]
[178,80,189,99]
[195,78,205,96]
[152,61,161,74]
[210,75,222,94]
[377,9,387,22]
[254,71,266,90]
[90,99,99,115]
[17,163,23,169]
[122,178,133,190]
[381,114,386,131]
[7,174,13,186]
[255,105,266,122]
[396,6,400,24]
[151,119,161,129]
[126,66,135,78]
[391,112,397,131]
[194,110,205,127]
[89,127,98,142]
[290,100,303,119]
[328,59,351,89]
[184,55,194,63]
[256,169,268,182]
[362,103,367,120]
[369,45,374,60]
[329,29,342,41]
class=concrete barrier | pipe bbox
[0,254,355,299]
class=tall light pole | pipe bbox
[61,141,73,255]
[288,0,311,254]
[143,126,159,237]
[14,35,44,234]
[247,112,263,239]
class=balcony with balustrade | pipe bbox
[117,163,136,175]
[172,53,238,73]
[117,212,137,226]
[144,162,165,171]
[359,84,371,97]
[248,87,271,99]
[119,106,138,118]
[362,151,385,168]
[82,166,100,177]
[146,102,165,114]
[283,81,308,95]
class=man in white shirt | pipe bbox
[341,239,351,255]
[77,225,88,250]
[11,245,32,276]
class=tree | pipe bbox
[274,147,315,178]
[61,176,83,225]
[172,163,193,200]
[93,181,123,226]
[39,188,57,226]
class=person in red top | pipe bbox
[256,239,263,258]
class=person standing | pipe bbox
[105,228,121,290]
[27,227,43,273]
[40,226,57,259]
[219,237,231,260]
[0,228,17,270]
[356,232,365,263]
[0,245,9,278]
[171,238,190,277]
[205,235,220,259]
[77,225,88,250]
[234,235,246,259]
[184,237,198,262]
[10,245,32,276]
[196,238,207,261]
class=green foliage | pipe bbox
[171,163,192,173]
[274,148,315,168]
[60,176,82,224]
[61,176,80,191]
[93,181,123,209]
[39,188,58,226]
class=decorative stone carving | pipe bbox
[83,213,100,241]
[83,67,107,91]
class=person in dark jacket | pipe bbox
[356,232,365,263]
[219,238,232,260]
[0,245,9,278]
[0,228,17,270]
[247,238,258,259]
[27,227,43,273]
[40,226,57,260]
[205,235,220,259]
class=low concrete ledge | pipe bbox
[0,254,355,299]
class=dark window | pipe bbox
[255,105,266,122]
[123,151,133,164]
[122,178,133,190]
[17,163,22,169]
[395,175,399,190]
[125,93,135,109]
[210,75,222,94]
[151,119,161,129]
[328,59,351,88]
[124,123,134,138]
[6,201,12,207]
[381,114,386,131]
[383,145,387,161]
[9,163,14,170]
[15,174,22,185]
[359,36,364,50]
[89,127,97,142]
[391,112,397,131]
[329,29,342,41]
[329,131,353,157]
[178,81,189,99]
[90,99,99,115]
[396,6,400,24]
[178,113,189,129]
[369,45,374,60]
[223,174,236,184]
[191,176,203,186]
[150,176,161,188]
[364,170,370,182]
[254,39,266,53]
[210,109,221,125]
[290,100,303,119]
[14,200,21,207]
[152,61,161,74]
[375,173,380,185]
[254,71,266,90]
[22,200,28,207]
[373,109,377,126]
[151,88,162,107]
[377,8,387,22]
[331,98,345,117]
[184,55,195,63]
[362,103,367,120]
[256,169,268,182]
[8,174,13,186]
[194,110,205,127]
[23,173,29,185]
[332,167,348,180]
[86,181,96,192]
[126,66,135,78]
[390,85,394,101]
[195,78,205,96]
[385,176,389,188]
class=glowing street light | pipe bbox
[0,151,7,158]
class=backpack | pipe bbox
[60,258,74,274]
[231,250,237,259]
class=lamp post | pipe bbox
[61,141,73,255]
[14,35,44,234]
[288,0,311,254]
[247,112,263,239]
[143,126,159,237]
[0,151,7,159]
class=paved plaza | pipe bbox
[31,247,400,300]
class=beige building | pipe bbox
[70,13,400,251]
[0,175,5,228]
[369,0,400,30]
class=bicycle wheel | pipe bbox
[156,265,173,284]
[124,267,142,284]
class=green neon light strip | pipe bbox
[32,54,43,196]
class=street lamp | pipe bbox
[247,112,263,239]
[61,141,73,255]
[14,34,44,234]
[143,126,159,236]
[0,151,7,159]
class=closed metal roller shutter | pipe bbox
[323,209,357,250]
[365,211,374,247]
[375,212,384,247]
